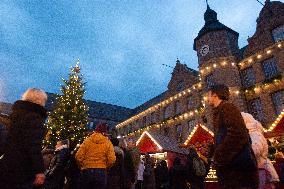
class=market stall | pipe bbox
[264,109,284,138]
[182,124,218,189]
[136,131,188,168]
[182,124,214,156]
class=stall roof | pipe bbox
[182,124,214,146]
[264,109,284,138]
[136,131,188,155]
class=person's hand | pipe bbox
[33,173,45,186]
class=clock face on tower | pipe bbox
[200,44,210,56]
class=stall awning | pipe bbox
[136,131,188,154]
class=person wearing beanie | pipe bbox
[75,123,116,189]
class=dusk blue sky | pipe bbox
[1,0,281,108]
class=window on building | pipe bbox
[150,112,155,123]
[164,106,171,119]
[177,81,185,92]
[156,111,160,123]
[142,116,146,127]
[262,58,279,80]
[175,100,182,115]
[187,96,194,110]
[272,25,284,42]
[176,124,183,142]
[272,90,284,116]
[247,98,264,122]
[188,119,196,132]
[241,67,255,88]
[164,127,169,136]
[205,74,215,89]
[127,124,132,133]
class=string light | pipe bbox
[264,109,284,132]
[124,107,204,136]
[183,124,214,146]
[116,82,202,129]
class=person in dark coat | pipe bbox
[65,147,80,189]
[186,148,208,189]
[155,160,169,189]
[168,157,187,189]
[44,139,70,189]
[0,88,48,189]
[107,138,125,189]
[0,113,10,156]
[121,147,136,189]
[42,147,55,170]
[207,84,259,189]
[143,154,156,189]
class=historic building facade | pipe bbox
[116,0,284,145]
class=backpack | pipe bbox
[193,158,206,177]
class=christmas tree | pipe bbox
[45,60,89,148]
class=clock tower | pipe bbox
[194,4,246,112]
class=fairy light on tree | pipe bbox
[44,60,89,148]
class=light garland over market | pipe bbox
[125,107,204,136]
[118,41,283,136]
[199,41,283,77]
[116,82,203,129]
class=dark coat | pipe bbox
[155,161,169,189]
[44,147,70,189]
[212,101,259,189]
[122,148,136,189]
[107,146,125,189]
[169,158,187,189]
[186,151,208,187]
[0,100,47,185]
[169,165,188,189]
[0,114,10,156]
[143,156,156,189]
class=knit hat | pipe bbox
[95,122,108,133]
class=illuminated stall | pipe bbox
[264,109,284,138]
[182,124,214,156]
[136,131,188,168]
[182,124,218,188]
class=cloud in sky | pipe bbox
[0,0,277,108]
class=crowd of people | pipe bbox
[1,85,284,189]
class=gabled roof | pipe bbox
[183,124,214,146]
[264,108,284,138]
[136,131,188,155]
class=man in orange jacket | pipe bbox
[76,123,116,189]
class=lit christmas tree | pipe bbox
[45,60,89,148]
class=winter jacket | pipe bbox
[0,100,47,185]
[122,148,136,189]
[106,146,125,189]
[44,145,70,189]
[0,114,10,156]
[169,159,187,189]
[155,161,169,189]
[75,132,116,169]
[241,112,268,168]
[143,156,156,189]
[212,101,259,189]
